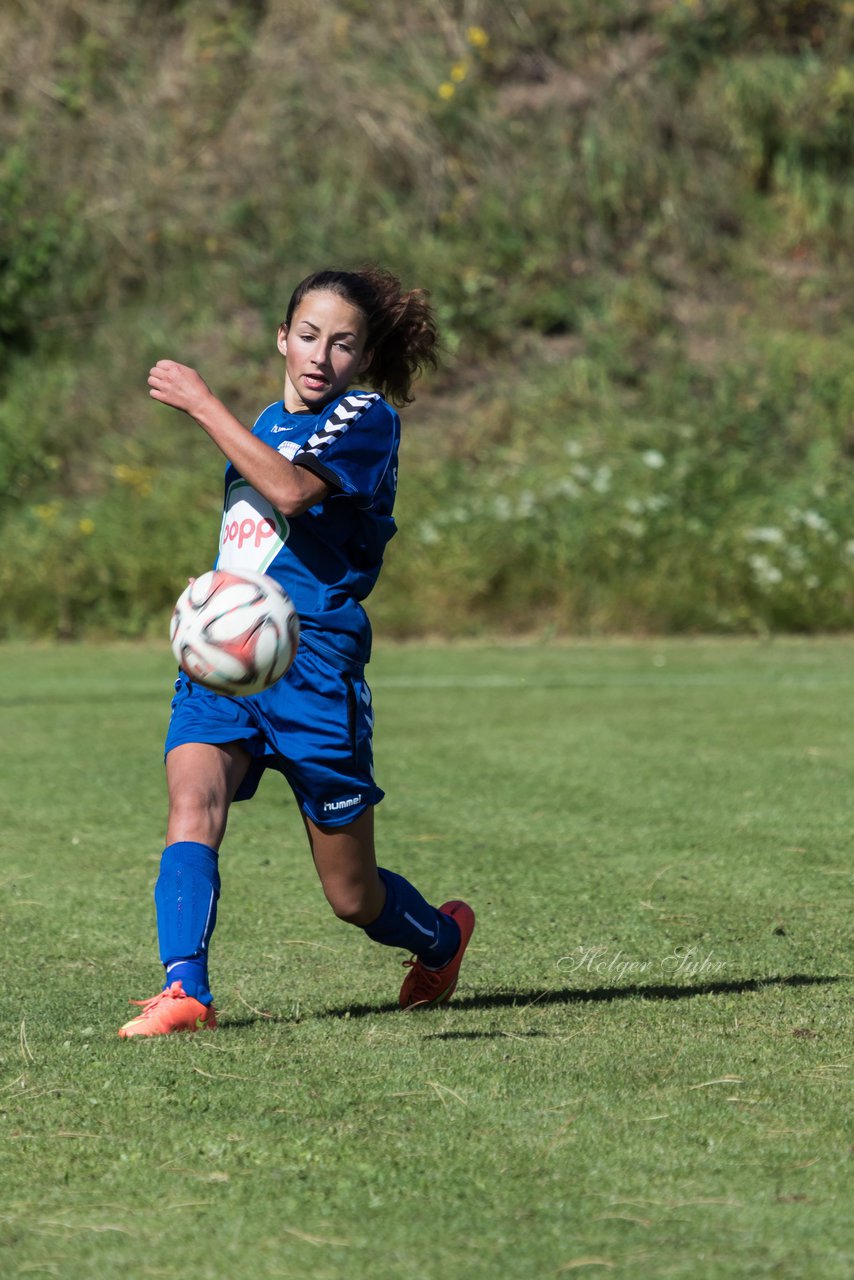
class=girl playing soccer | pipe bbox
[118,268,475,1037]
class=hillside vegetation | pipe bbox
[1,0,853,637]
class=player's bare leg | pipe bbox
[302,808,385,925]
[303,807,474,1008]
[166,741,252,848]
[119,742,251,1038]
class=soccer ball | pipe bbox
[170,569,299,696]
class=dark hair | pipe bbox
[283,267,439,406]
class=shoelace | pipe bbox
[401,956,447,995]
[127,983,186,1015]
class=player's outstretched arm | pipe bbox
[147,359,329,516]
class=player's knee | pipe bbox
[167,787,227,843]
[324,883,378,927]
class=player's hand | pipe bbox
[148,360,214,418]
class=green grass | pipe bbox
[0,639,851,1279]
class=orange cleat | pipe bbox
[118,980,217,1038]
[399,900,475,1010]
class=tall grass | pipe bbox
[1,0,853,636]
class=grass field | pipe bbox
[1,638,851,1279]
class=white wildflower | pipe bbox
[641,449,665,469]
[620,519,646,538]
[492,495,513,521]
[565,440,584,459]
[645,494,670,513]
[749,554,783,587]
[591,465,612,494]
[746,526,784,545]
[801,510,829,533]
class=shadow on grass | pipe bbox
[422,1029,551,1041]
[317,973,841,1021]
[221,973,843,1028]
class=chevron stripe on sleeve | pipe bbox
[300,392,382,457]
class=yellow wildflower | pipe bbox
[828,66,853,105]
[450,61,469,84]
[114,462,154,497]
[34,502,60,526]
[438,82,455,100]
[466,26,489,48]
[79,517,95,536]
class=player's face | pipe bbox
[278,290,372,413]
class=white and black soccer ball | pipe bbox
[170,569,299,696]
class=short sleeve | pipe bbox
[293,392,399,507]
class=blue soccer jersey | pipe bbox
[215,390,400,668]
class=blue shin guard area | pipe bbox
[364,867,460,967]
[154,841,220,1005]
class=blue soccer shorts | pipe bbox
[164,640,384,828]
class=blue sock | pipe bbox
[154,841,220,1006]
[363,868,460,967]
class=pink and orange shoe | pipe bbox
[118,980,217,1038]
[399,900,475,1010]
